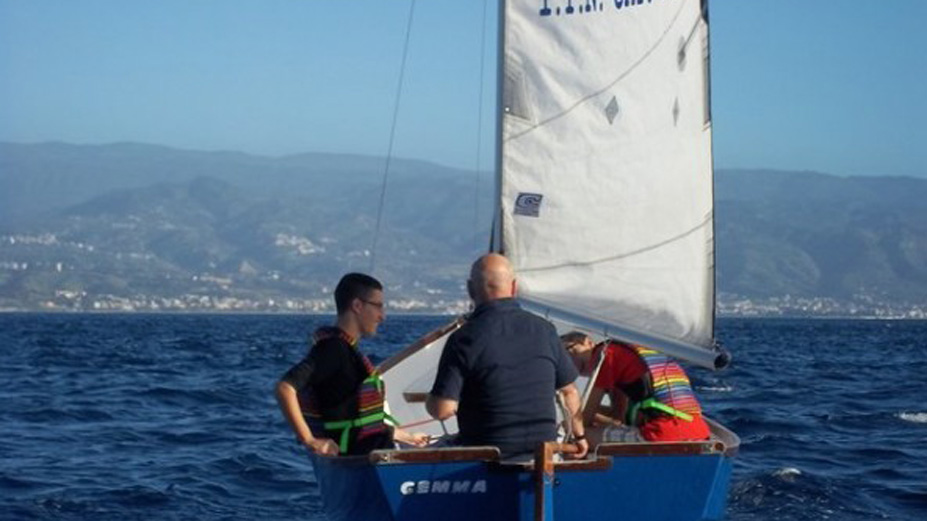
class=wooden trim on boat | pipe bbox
[368,446,500,464]
[534,443,557,521]
[402,391,427,403]
[376,316,465,374]
[354,437,729,470]
[706,416,741,457]
[553,457,612,472]
[533,442,608,520]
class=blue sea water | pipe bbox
[1,314,925,521]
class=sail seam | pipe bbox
[504,0,692,143]
[519,211,712,274]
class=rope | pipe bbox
[369,0,417,272]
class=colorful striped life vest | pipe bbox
[301,328,397,454]
[625,345,702,426]
[322,370,397,454]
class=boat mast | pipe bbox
[491,0,506,254]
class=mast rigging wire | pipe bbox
[369,0,417,273]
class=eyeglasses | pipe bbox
[361,299,384,310]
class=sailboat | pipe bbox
[310,0,738,519]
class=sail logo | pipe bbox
[514,193,543,217]
[399,480,488,495]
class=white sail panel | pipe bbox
[501,0,715,349]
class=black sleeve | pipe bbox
[280,337,345,390]
[281,356,314,390]
[430,331,467,400]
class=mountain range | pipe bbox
[2,142,926,316]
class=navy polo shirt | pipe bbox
[430,298,578,457]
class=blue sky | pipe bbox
[1,0,924,178]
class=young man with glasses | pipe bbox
[276,273,428,456]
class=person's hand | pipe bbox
[394,428,430,447]
[406,432,430,447]
[303,437,339,456]
[567,438,589,460]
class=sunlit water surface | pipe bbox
[2,314,925,520]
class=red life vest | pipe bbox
[625,345,702,425]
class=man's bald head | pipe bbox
[468,253,516,304]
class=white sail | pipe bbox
[499,0,717,364]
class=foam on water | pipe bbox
[897,412,927,424]
[772,467,802,482]
[697,385,734,393]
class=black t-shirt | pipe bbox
[281,329,368,421]
[280,327,393,454]
[430,299,578,457]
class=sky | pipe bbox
[1,0,924,178]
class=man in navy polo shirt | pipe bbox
[426,253,588,460]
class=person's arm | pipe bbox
[425,394,458,420]
[610,389,629,424]
[582,386,606,427]
[276,339,348,455]
[427,331,465,421]
[581,387,626,427]
[558,382,589,459]
[274,377,339,456]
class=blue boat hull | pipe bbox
[311,441,735,521]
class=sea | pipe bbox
[1,313,925,521]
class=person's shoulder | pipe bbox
[608,342,644,365]
[447,323,476,349]
[608,340,634,352]
[309,328,352,356]
[312,335,347,350]
[510,306,557,331]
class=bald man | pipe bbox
[426,254,588,459]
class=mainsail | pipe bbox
[498,0,719,367]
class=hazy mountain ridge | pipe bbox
[716,170,927,306]
[2,142,926,316]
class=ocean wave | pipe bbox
[772,467,802,482]
[897,412,927,424]
[5,314,927,521]
[697,385,734,393]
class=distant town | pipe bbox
[4,231,927,319]
[5,289,926,319]
[19,289,471,316]
[716,294,927,320]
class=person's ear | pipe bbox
[511,279,518,296]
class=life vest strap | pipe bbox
[322,373,399,454]
[321,370,397,454]
[627,398,694,425]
